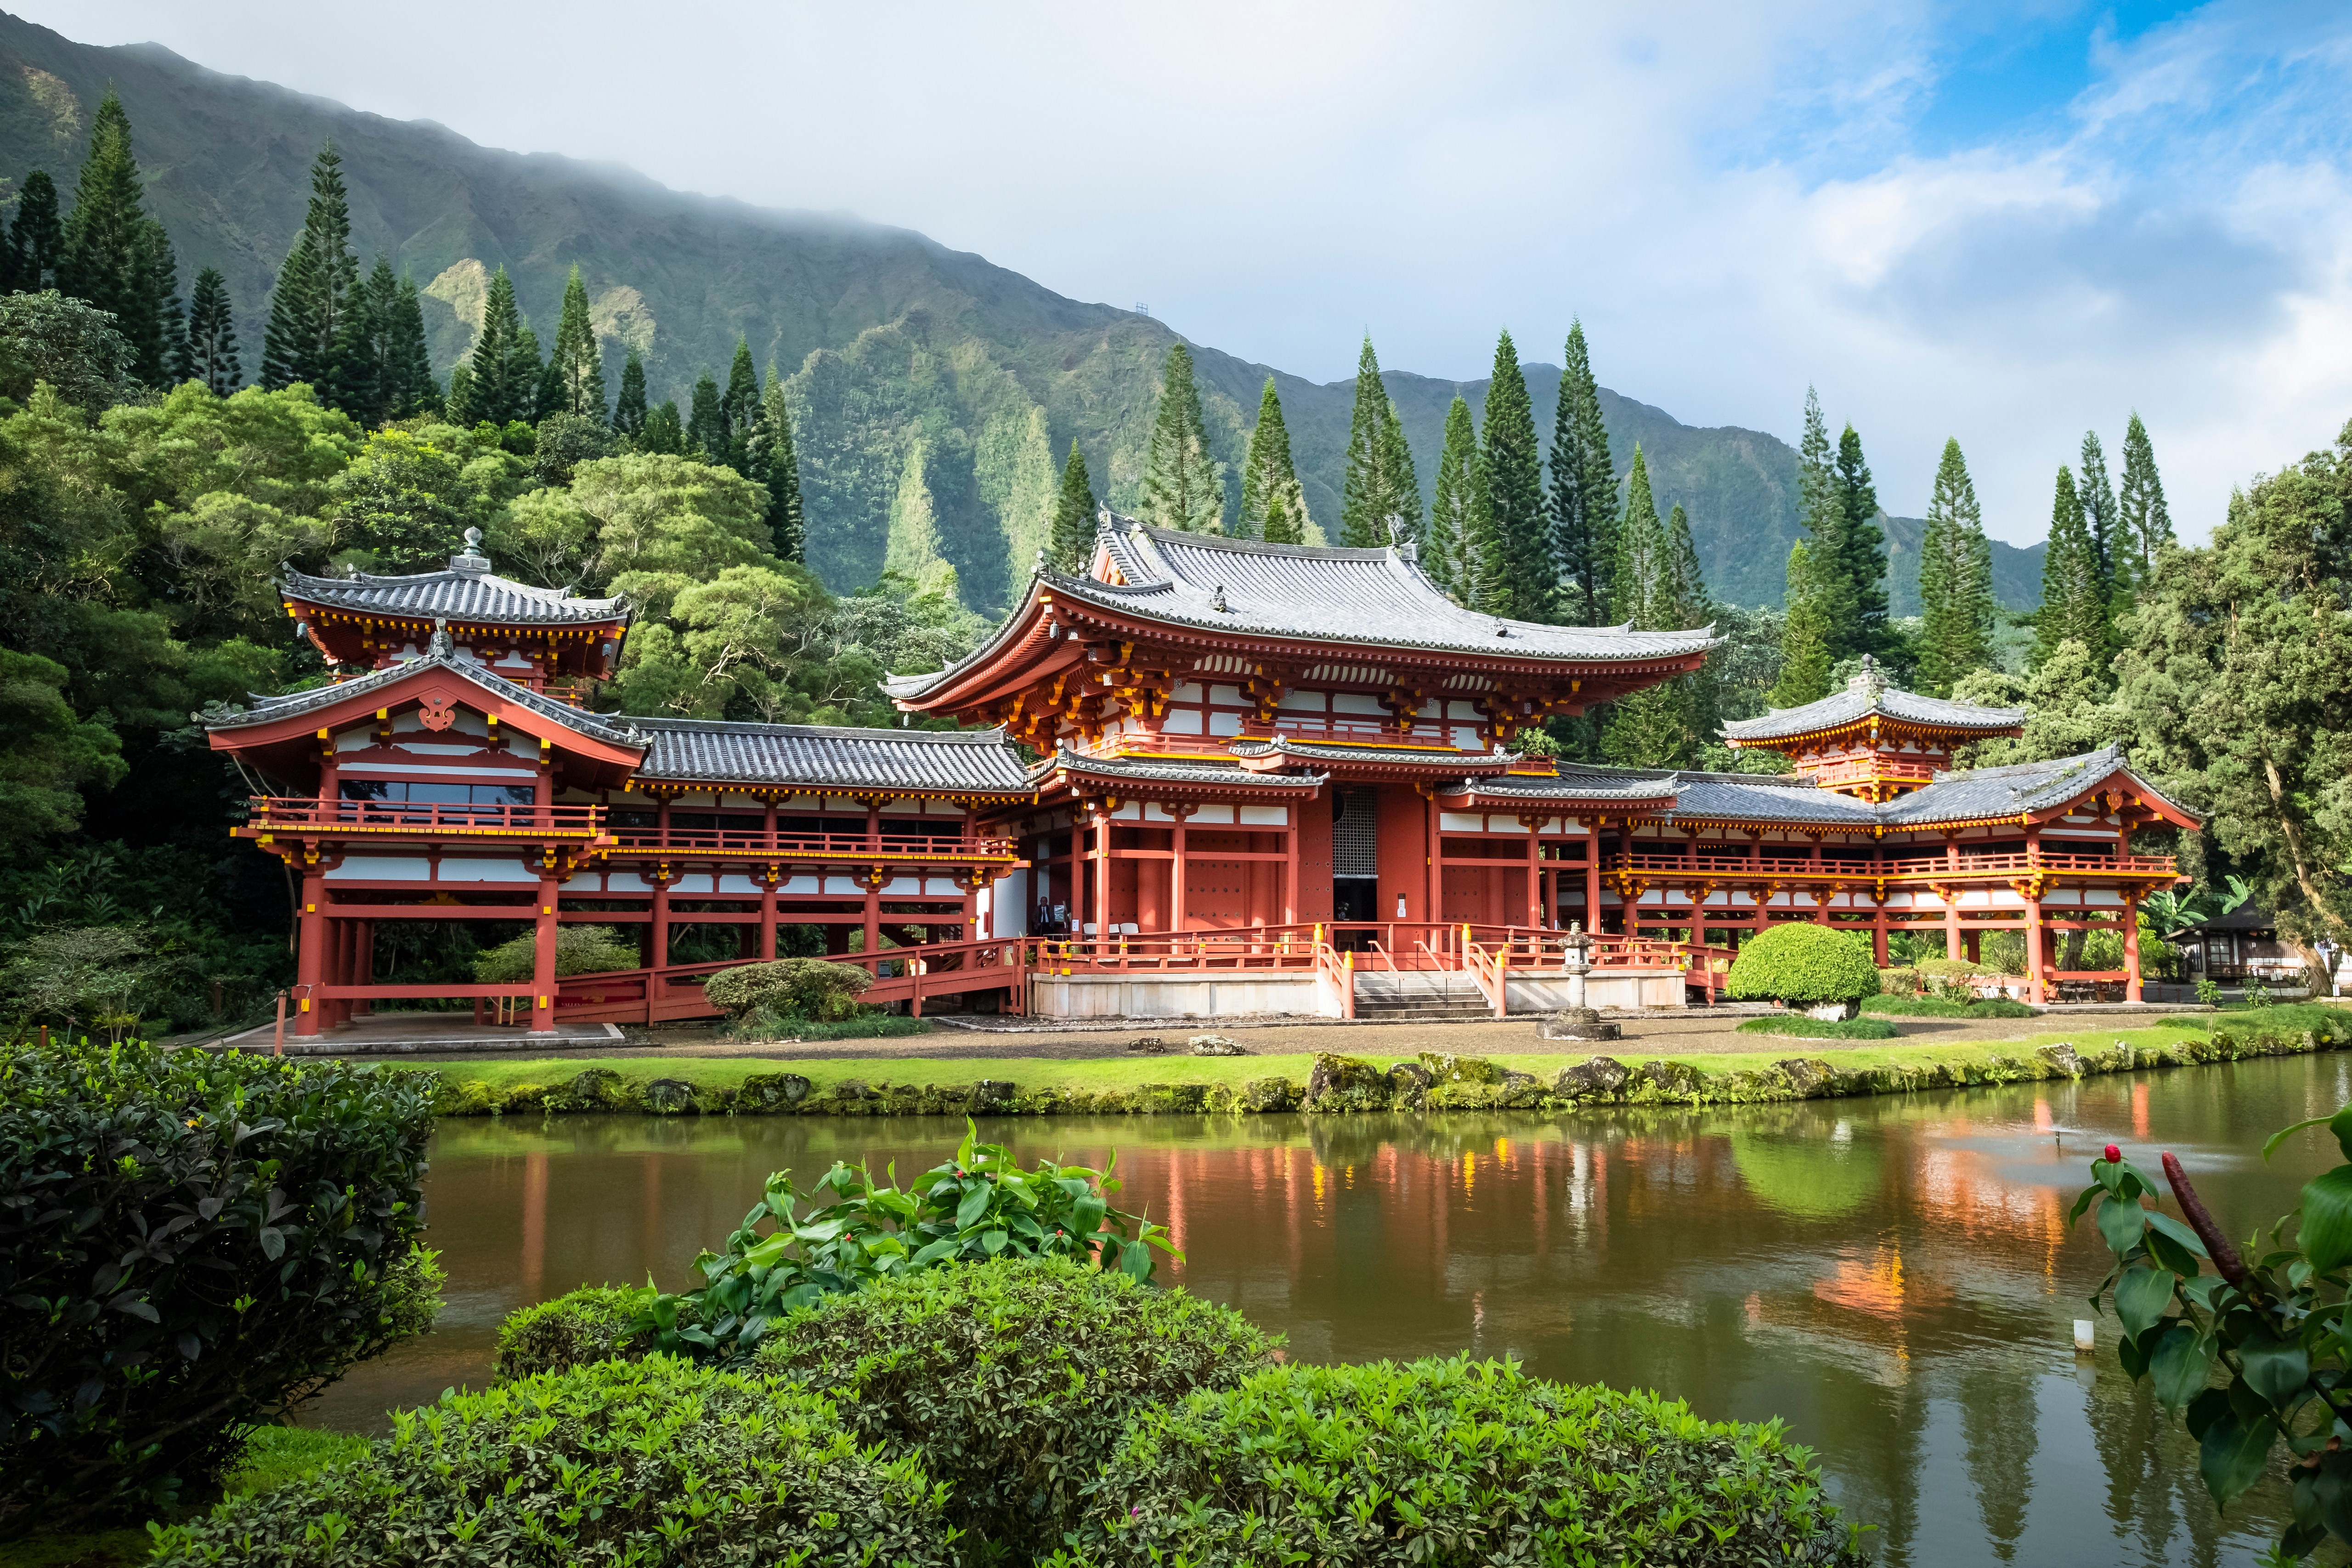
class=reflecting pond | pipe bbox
[312,1055,2352,1568]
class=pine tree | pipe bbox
[1237,378,1306,543]
[176,266,240,394]
[1611,447,1667,626]
[1048,440,1097,572]
[1549,318,1618,626]
[1772,542,1833,707]
[1831,424,1891,660]
[145,223,182,384]
[1602,450,1695,765]
[641,400,685,455]
[382,274,438,418]
[1261,491,1305,546]
[685,372,726,461]
[10,170,62,290]
[547,265,607,422]
[463,267,540,426]
[719,341,758,469]
[260,143,361,401]
[1480,329,1547,621]
[59,90,170,384]
[2034,465,2110,673]
[1142,342,1222,532]
[2078,429,2118,594]
[2118,411,2173,590]
[1914,437,1996,696]
[1427,395,1485,599]
[1339,336,1417,547]
[443,361,475,426]
[613,351,649,438]
[332,259,389,421]
[751,378,803,561]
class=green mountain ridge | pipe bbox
[0,11,2041,619]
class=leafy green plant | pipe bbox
[469,923,639,984]
[0,1040,439,1537]
[755,1256,1278,1558]
[630,1120,1176,1365]
[2145,874,2252,940]
[2198,976,2223,1008]
[492,1284,700,1383]
[1076,1355,1866,1567]
[146,1356,956,1568]
[2076,1119,2352,1562]
[1734,1014,1900,1040]
[1725,923,1883,1008]
[2248,980,2275,1008]
[702,955,872,1022]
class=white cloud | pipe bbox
[28,0,2352,544]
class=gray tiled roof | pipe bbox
[631,719,1033,794]
[282,562,628,625]
[886,513,1716,701]
[1040,748,1329,790]
[1881,743,2137,825]
[209,651,645,746]
[1722,662,2024,742]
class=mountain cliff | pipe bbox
[0,11,2040,616]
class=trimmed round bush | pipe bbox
[1083,1355,1865,1566]
[0,1039,438,1537]
[703,956,872,1021]
[147,1355,955,1568]
[752,1255,1278,1558]
[491,1285,703,1382]
[1726,923,1883,1008]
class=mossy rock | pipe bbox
[1386,1062,1433,1110]
[450,1078,503,1116]
[642,1078,696,1115]
[567,1067,633,1111]
[1238,1076,1297,1113]
[1305,1054,1392,1112]
[1773,1059,1839,1097]
[739,1072,812,1113]
[2036,1043,2087,1078]
[1138,1082,1207,1115]
[1426,1081,1506,1111]
[1418,1052,1505,1086]
[1636,1060,1710,1101]
[1202,1081,1236,1114]
[971,1079,1018,1112]
[1553,1056,1630,1100]
[502,1081,552,1114]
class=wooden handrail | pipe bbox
[246,796,603,835]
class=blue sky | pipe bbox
[28,0,2352,546]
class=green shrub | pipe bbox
[1736,1014,1900,1040]
[491,1284,703,1382]
[702,955,873,1021]
[756,1256,1277,1557]
[1862,994,2035,1019]
[0,1040,439,1537]
[223,1427,370,1500]
[1081,1355,1865,1566]
[727,1008,929,1042]
[146,1356,955,1568]
[1726,923,1883,1008]
[470,923,639,984]
[634,1121,1175,1366]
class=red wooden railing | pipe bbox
[605,826,1014,860]
[1611,849,2177,879]
[245,797,603,835]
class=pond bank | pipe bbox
[417,1006,2348,1117]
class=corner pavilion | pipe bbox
[207,515,2194,1033]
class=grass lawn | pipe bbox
[418,1020,2232,1102]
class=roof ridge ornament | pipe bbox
[1211,585,1228,613]
[428,617,453,658]
[451,526,492,575]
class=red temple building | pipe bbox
[208,518,2194,1033]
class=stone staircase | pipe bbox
[1352,971,1494,1021]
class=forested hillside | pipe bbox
[0,11,2036,616]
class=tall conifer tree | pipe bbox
[463,267,539,426]
[1549,319,1618,626]
[1237,378,1306,542]
[1048,441,1097,572]
[1427,395,1486,600]
[1142,342,1222,533]
[1772,542,1833,707]
[613,351,649,438]
[1340,337,1417,546]
[260,144,361,400]
[2034,465,2109,673]
[750,378,803,561]
[720,341,759,468]
[2078,429,2118,594]
[1480,329,1546,620]
[1914,437,1996,696]
[176,266,240,394]
[2117,410,2173,589]
[1602,450,1693,765]
[10,170,62,290]
[382,274,437,418]
[547,265,607,422]
[60,90,171,384]
[686,372,726,461]
[1830,424,1890,660]
[641,400,685,456]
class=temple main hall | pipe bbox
[207,515,2194,1034]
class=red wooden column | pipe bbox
[2026,897,2047,1004]
[1091,806,1113,938]
[1523,816,1543,930]
[865,801,884,955]
[353,920,374,1017]
[758,795,779,960]
[1170,805,1193,933]
[294,870,326,1036]
[2123,891,2143,1002]
[1870,842,1888,965]
[529,874,560,1034]
[1584,816,1605,935]
[1281,804,1300,926]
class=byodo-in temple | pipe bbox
[207,517,2197,1036]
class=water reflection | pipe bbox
[312,1055,2352,1568]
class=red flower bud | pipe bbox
[2104,1143,2121,1163]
